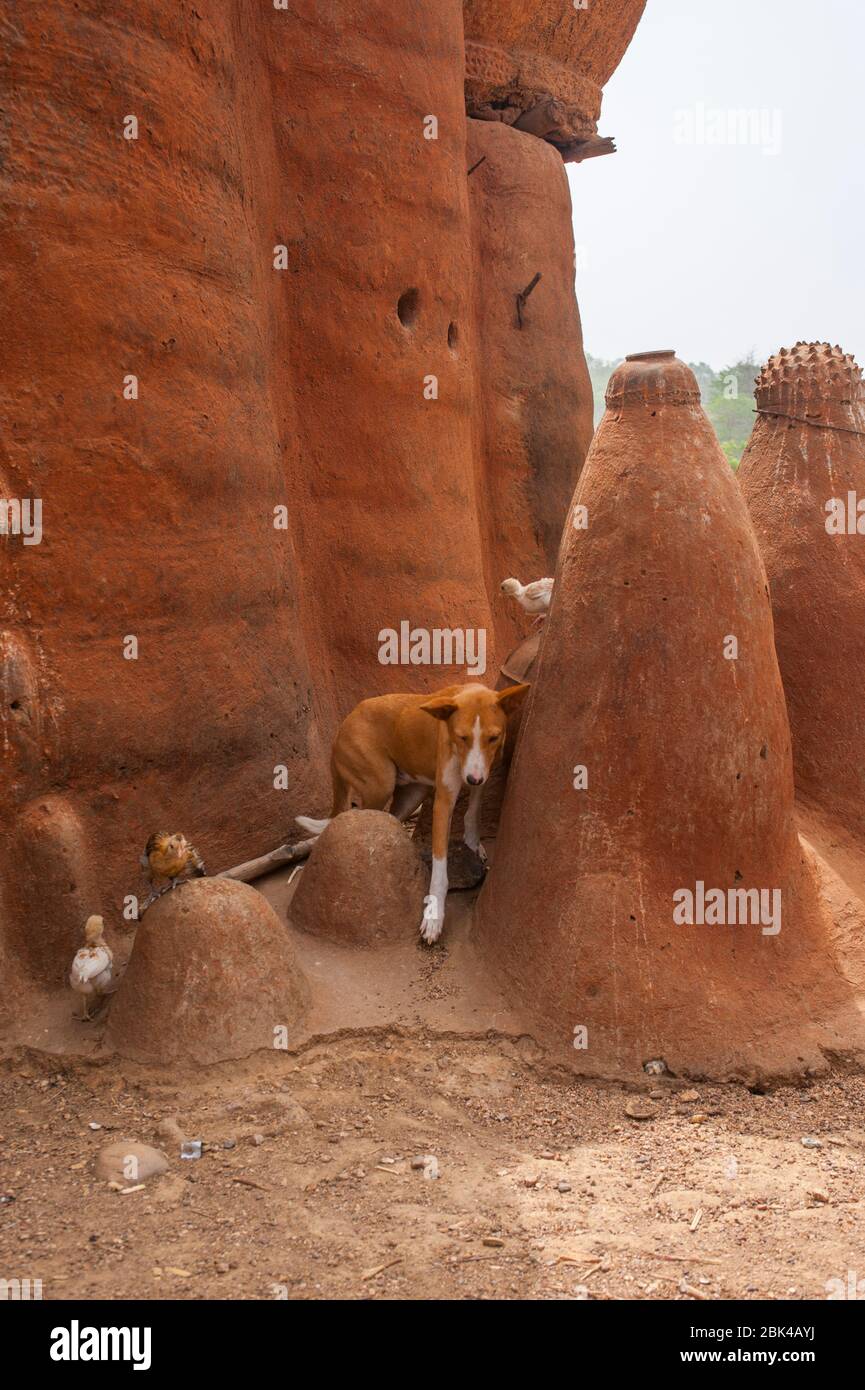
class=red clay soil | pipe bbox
[475,351,865,1082]
[3,1034,865,1303]
[738,343,865,838]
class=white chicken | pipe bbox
[500,576,554,618]
[69,915,114,1021]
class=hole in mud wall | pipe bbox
[397,288,420,329]
[447,321,458,351]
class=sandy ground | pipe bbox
[2,1031,864,1302]
[3,801,865,1303]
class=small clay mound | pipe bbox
[289,810,426,946]
[105,878,308,1066]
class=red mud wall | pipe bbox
[0,0,638,997]
[467,118,594,654]
[2,1,330,984]
[256,0,494,714]
[463,0,646,86]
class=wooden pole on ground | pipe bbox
[218,837,317,883]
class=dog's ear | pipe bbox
[419,697,459,722]
[497,682,530,715]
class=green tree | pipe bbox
[702,358,760,470]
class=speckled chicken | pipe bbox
[501,576,554,619]
[69,916,113,1021]
[140,832,207,912]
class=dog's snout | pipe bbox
[466,773,484,786]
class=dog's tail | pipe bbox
[295,815,330,836]
[295,767,353,838]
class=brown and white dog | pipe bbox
[296,682,529,943]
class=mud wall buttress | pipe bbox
[467,117,594,655]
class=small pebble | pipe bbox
[625,1098,659,1122]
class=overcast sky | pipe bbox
[569,0,864,370]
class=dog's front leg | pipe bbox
[420,784,455,945]
[462,783,487,864]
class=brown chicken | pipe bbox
[140,832,206,912]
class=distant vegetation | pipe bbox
[586,354,760,470]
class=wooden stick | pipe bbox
[362,1257,403,1281]
[680,1281,713,1301]
[559,134,616,164]
[635,1250,721,1265]
[467,155,487,176]
[516,272,542,328]
[218,837,317,883]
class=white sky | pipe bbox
[568,0,864,370]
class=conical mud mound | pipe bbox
[475,351,865,1081]
[106,879,309,1066]
[738,343,865,835]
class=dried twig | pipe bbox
[635,1249,721,1265]
[362,1257,403,1281]
[680,1281,713,1301]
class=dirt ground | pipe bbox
[2,1029,864,1302]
